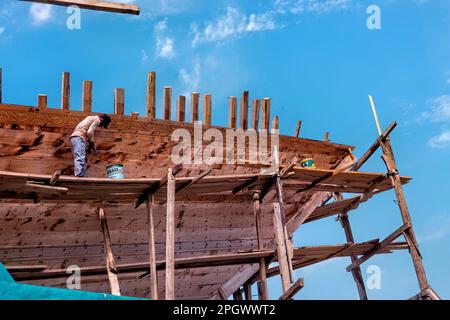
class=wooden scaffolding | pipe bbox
[0,67,440,300]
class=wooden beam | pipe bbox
[295,121,302,138]
[347,223,410,272]
[278,278,304,300]
[165,168,176,300]
[240,91,249,130]
[251,99,261,130]
[114,88,124,116]
[273,202,291,293]
[176,95,186,122]
[37,94,47,110]
[324,132,329,141]
[190,92,199,123]
[146,72,156,120]
[351,122,397,172]
[146,194,158,300]
[163,86,172,121]
[203,94,212,126]
[25,182,68,193]
[228,97,237,128]
[61,72,70,110]
[261,98,271,131]
[280,157,298,179]
[134,163,182,208]
[21,0,140,15]
[175,168,212,194]
[82,80,92,113]
[98,208,121,296]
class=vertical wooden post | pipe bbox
[324,132,330,141]
[165,168,176,300]
[273,202,291,293]
[275,173,294,283]
[253,192,268,300]
[295,121,302,138]
[0,67,2,104]
[272,116,279,133]
[251,99,261,130]
[244,283,252,300]
[369,96,429,292]
[82,80,92,113]
[114,88,125,116]
[335,194,368,300]
[203,94,212,126]
[261,98,271,131]
[37,94,47,110]
[190,92,199,123]
[240,91,249,130]
[176,95,186,122]
[61,72,70,110]
[147,72,156,120]
[147,194,159,300]
[228,97,237,128]
[163,86,172,121]
[381,139,429,291]
[98,208,121,296]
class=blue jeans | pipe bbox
[70,136,87,177]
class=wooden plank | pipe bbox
[273,203,291,293]
[324,132,329,141]
[114,88,125,116]
[240,91,249,130]
[278,278,304,300]
[21,0,140,15]
[146,72,156,120]
[98,208,121,296]
[261,98,271,131]
[163,86,172,121]
[146,194,158,300]
[295,121,302,138]
[191,92,199,123]
[346,224,410,272]
[251,99,260,130]
[203,94,212,126]
[61,72,70,110]
[25,182,68,193]
[228,97,237,128]
[351,122,397,172]
[165,168,175,300]
[81,80,92,113]
[37,95,47,110]
[176,96,186,122]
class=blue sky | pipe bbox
[0,0,449,300]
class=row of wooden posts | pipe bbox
[0,67,331,140]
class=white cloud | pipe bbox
[29,3,53,25]
[192,7,279,46]
[275,0,350,14]
[179,59,201,96]
[427,130,450,149]
[154,19,175,59]
[422,95,450,123]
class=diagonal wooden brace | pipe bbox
[346,223,410,272]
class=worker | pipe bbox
[70,114,111,177]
